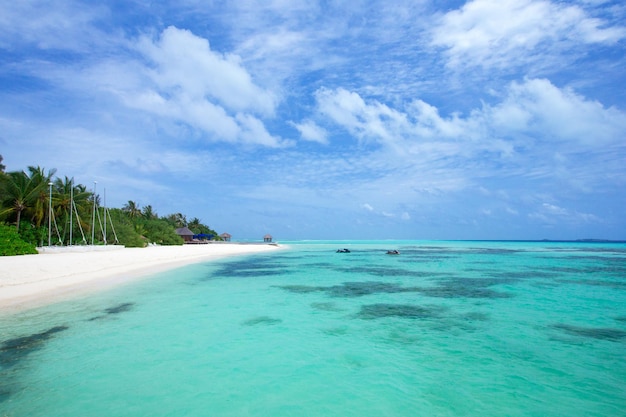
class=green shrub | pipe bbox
[17,222,47,246]
[140,218,183,245]
[0,224,38,256]
[107,209,146,247]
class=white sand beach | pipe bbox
[0,243,283,314]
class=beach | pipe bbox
[0,243,282,314]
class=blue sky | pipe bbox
[1,0,625,240]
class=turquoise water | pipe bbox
[1,240,625,416]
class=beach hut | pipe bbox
[175,227,195,242]
[263,234,273,243]
[220,232,231,242]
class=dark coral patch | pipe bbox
[277,277,512,300]
[276,281,418,297]
[325,282,415,297]
[105,302,135,315]
[0,326,69,368]
[275,284,320,294]
[552,323,626,342]
[209,256,290,279]
[334,266,442,278]
[358,303,447,320]
[311,302,344,312]
[419,277,513,299]
[242,316,282,326]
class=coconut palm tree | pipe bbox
[25,166,56,228]
[0,170,46,232]
[123,200,141,219]
[52,177,93,244]
[142,205,157,220]
[166,212,187,228]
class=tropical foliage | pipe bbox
[0,223,38,256]
[0,156,221,254]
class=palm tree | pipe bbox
[52,177,93,244]
[123,200,141,219]
[0,170,46,232]
[26,166,56,228]
[187,217,202,233]
[142,205,157,220]
[166,212,187,228]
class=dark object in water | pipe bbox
[358,303,446,320]
[242,316,282,326]
[0,326,69,368]
[552,323,626,341]
[336,248,351,253]
[386,250,400,255]
[105,302,135,315]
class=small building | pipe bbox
[220,232,232,242]
[263,234,273,243]
[175,227,195,242]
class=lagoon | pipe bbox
[1,240,625,416]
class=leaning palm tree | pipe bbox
[0,170,46,232]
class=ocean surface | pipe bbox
[1,240,625,417]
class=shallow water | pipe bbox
[1,240,625,416]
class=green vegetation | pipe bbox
[0,223,38,256]
[0,156,220,255]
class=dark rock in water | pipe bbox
[242,316,282,326]
[358,303,446,320]
[0,326,69,368]
[105,302,135,315]
[552,323,626,341]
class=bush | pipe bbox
[0,223,38,256]
[17,222,47,246]
[140,218,183,245]
[107,209,146,247]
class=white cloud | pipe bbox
[236,113,292,148]
[0,0,109,51]
[107,26,288,148]
[431,0,625,69]
[314,78,626,155]
[490,78,626,145]
[528,202,601,225]
[362,203,374,211]
[290,120,328,144]
[138,26,276,116]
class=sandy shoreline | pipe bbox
[0,243,284,315]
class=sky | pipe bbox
[1,0,625,241]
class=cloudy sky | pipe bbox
[1,0,625,240]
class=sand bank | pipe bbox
[0,243,283,314]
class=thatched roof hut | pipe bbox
[263,234,273,242]
[220,232,231,241]
[175,227,195,242]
